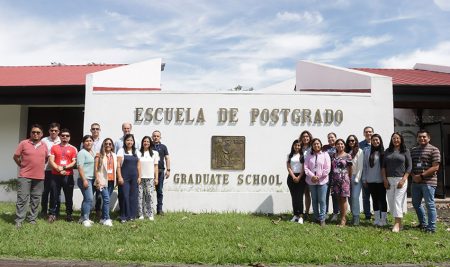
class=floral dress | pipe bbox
[330,153,352,197]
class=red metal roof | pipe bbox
[0,64,124,86]
[354,68,450,86]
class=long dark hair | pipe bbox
[122,134,137,156]
[299,130,313,154]
[140,136,154,157]
[369,134,384,168]
[345,135,360,158]
[387,132,406,153]
[97,137,114,169]
[288,139,300,162]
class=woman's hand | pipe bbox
[383,179,390,189]
[118,177,124,186]
[82,179,89,189]
[397,179,406,189]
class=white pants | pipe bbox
[386,177,407,218]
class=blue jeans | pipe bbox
[77,178,94,221]
[156,169,165,213]
[99,186,111,220]
[411,183,436,232]
[350,175,362,217]
[309,184,328,222]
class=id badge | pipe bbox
[107,169,113,174]
[60,160,67,165]
[416,163,422,167]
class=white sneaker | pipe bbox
[298,217,304,224]
[99,219,105,224]
[290,215,299,222]
[82,220,92,227]
[331,214,338,222]
[149,216,155,221]
[138,216,144,220]
[103,219,113,227]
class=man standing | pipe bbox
[13,124,48,228]
[151,130,170,215]
[48,128,77,223]
[115,122,132,153]
[411,129,440,233]
[40,122,61,216]
[359,126,373,220]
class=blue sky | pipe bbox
[1,0,450,90]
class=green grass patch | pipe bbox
[0,202,449,265]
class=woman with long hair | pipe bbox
[382,132,412,232]
[299,130,312,218]
[304,138,331,226]
[345,135,364,225]
[94,138,117,227]
[138,136,159,221]
[77,135,96,227]
[286,139,305,224]
[322,132,339,221]
[363,134,387,226]
[330,139,352,226]
[117,134,141,223]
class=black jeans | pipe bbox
[49,174,74,216]
[41,170,60,215]
[287,174,306,216]
[368,183,387,212]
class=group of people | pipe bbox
[286,126,440,233]
[13,122,170,228]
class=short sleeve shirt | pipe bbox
[138,150,160,178]
[411,143,440,186]
[50,144,78,175]
[14,139,48,180]
[152,143,169,170]
[77,149,95,179]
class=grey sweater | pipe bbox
[362,149,383,183]
[382,149,412,177]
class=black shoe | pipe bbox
[66,215,74,222]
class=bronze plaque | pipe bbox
[211,136,245,170]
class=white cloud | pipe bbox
[379,41,450,68]
[434,0,450,11]
[315,35,392,62]
[276,11,323,24]
[370,14,418,24]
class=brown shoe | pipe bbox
[48,215,56,223]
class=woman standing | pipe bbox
[94,138,117,227]
[363,134,387,226]
[286,139,305,224]
[382,133,412,232]
[330,139,352,226]
[322,132,339,221]
[345,135,364,225]
[304,138,331,226]
[117,134,141,223]
[138,136,159,221]
[77,135,96,227]
[299,130,313,218]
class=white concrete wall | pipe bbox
[81,59,394,213]
[0,105,23,182]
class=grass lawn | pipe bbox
[0,202,449,266]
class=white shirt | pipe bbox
[138,150,159,178]
[288,153,302,173]
[42,136,61,171]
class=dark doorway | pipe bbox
[27,107,84,147]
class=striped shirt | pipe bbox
[410,143,440,186]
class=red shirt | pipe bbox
[14,139,48,180]
[50,144,77,175]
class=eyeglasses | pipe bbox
[348,140,355,142]
[104,143,112,146]
[50,129,59,133]
[31,131,42,134]
[91,128,100,131]
[61,134,70,137]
